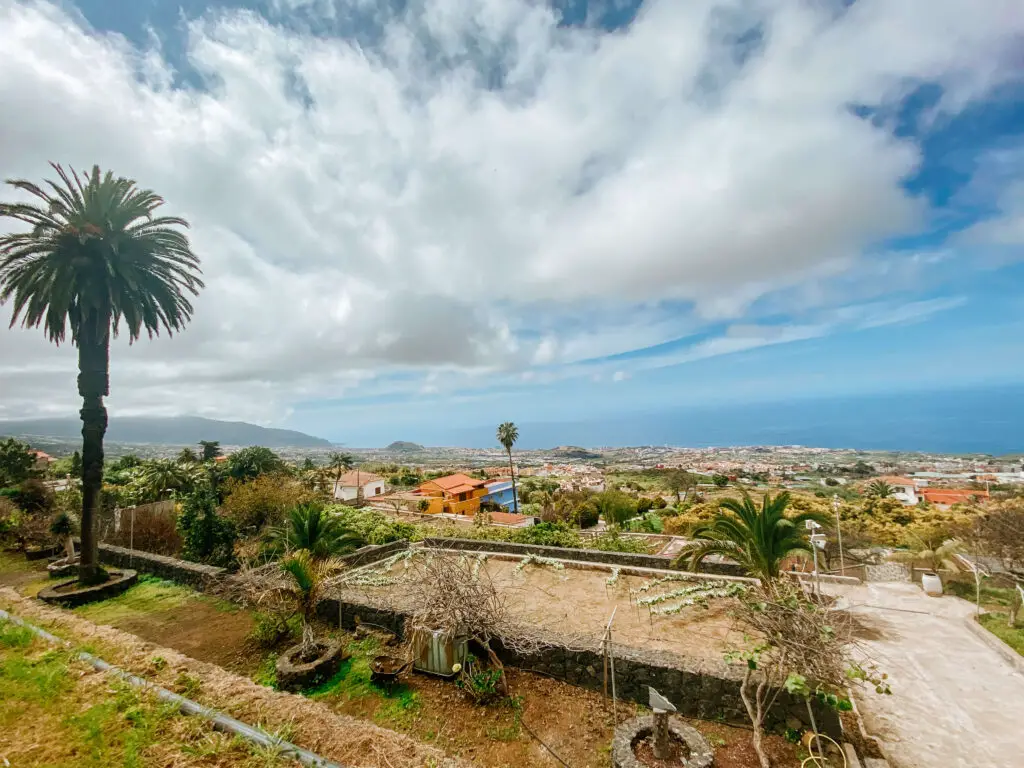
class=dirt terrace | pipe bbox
[338,552,748,658]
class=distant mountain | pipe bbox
[386,440,425,452]
[0,416,331,449]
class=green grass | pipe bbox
[947,580,1018,609]
[73,575,194,622]
[978,613,1024,656]
[0,618,293,767]
[72,574,237,624]
[298,634,423,729]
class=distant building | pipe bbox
[30,450,53,472]
[415,473,488,515]
[333,470,386,501]
[919,488,989,510]
[879,476,919,505]
[481,479,518,511]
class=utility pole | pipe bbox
[832,493,845,574]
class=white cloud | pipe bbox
[0,0,1021,423]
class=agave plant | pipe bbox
[49,511,78,562]
[267,504,365,559]
[280,549,344,652]
[674,491,828,581]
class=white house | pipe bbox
[332,470,386,502]
[880,476,919,505]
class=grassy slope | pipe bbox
[977,613,1024,656]
[0,619,290,767]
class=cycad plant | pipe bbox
[280,549,344,653]
[268,504,365,559]
[675,491,828,581]
[0,164,202,584]
[50,511,78,562]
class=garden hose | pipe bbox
[800,732,847,768]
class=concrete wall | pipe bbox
[419,537,747,577]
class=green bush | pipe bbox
[326,506,416,545]
[176,488,237,568]
[455,655,503,705]
[514,522,582,548]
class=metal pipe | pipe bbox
[0,608,344,768]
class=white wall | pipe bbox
[334,480,386,501]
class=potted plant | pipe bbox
[890,537,964,596]
[47,511,79,578]
[274,549,348,690]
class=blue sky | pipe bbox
[0,0,1022,447]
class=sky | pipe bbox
[0,0,1022,448]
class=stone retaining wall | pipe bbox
[419,538,746,577]
[97,543,225,590]
[865,563,911,583]
[315,594,840,738]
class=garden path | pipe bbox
[833,581,1024,768]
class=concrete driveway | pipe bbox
[834,582,1024,768]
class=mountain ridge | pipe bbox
[0,416,331,449]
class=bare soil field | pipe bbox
[338,552,749,657]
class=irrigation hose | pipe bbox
[800,732,848,768]
[0,608,344,768]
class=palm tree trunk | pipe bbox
[77,315,110,585]
[507,447,518,515]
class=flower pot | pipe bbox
[921,571,943,596]
[275,639,347,691]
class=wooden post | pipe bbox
[648,687,677,761]
[653,710,670,760]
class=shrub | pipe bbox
[326,506,415,545]
[588,531,654,554]
[0,438,36,487]
[636,498,654,514]
[177,489,237,568]
[12,478,54,515]
[455,655,502,705]
[105,504,183,556]
[514,522,582,548]
[222,474,313,534]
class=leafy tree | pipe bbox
[136,459,198,500]
[12,478,54,515]
[222,474,312,533]
[712,474,730,488]
[228,446,283,482]
[110,454,142,472]
[69,450,83,478]
[496,421,520,514]
[198,440,222,462]
[0,164,202,584]
[592,489,637,528]
[267,504,365,559]
[665,470,697,504]
[301,457,316,471]
[177,487,236,568]
[177,447,199,464]
[0,438,36,487]
[676,491,828,580]
[867,480,894,499]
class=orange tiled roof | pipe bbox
[335,470,384,487]
[920,488,989,505]
[422,473,485,491]
[879,476,916,486]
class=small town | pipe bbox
[2,1,1023,768]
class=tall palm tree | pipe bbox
[0,164,202,584]
[675,491,828,581]
[867,480,894,499]
[496,421,519,514]
[326,451,354,499]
